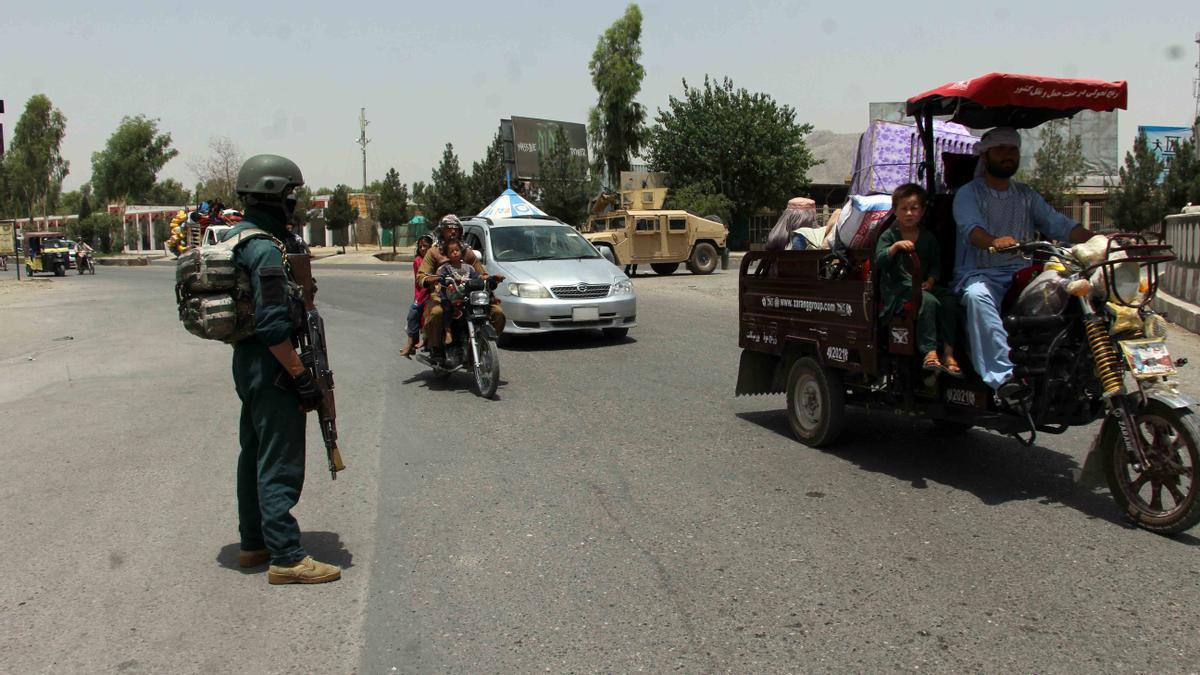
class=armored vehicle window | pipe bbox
[591,219,605,232]
[610,218,626,231]
[635,218,658,233]
[668,218,687,232]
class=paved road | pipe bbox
[2,265,1199,673]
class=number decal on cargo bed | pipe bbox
[826,346,849,363]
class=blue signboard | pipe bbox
[1138,125,1194,181]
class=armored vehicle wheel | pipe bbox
[687,242,719,275]
[650,262,679,275]
[1102,400,1200,535]
[785,357,846,447]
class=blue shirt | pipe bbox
[951,177,1077,290]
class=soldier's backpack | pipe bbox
[175,227,283,343]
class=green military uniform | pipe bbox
[874,225,959,355]
[223,206,308,566]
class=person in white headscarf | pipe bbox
[951,126,1095,403]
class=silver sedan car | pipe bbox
[461,216,636,339]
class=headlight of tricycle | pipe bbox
[610,279,633,296]
[506,282,551,298]
[469,290,490,306]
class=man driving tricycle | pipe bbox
[736,73,1199,534]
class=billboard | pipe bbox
[1139,125,1194,176]
[502,116,588,180]
[0,221,14,255]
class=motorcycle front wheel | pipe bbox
[472,335,500,399]
[1103,400,1200,534]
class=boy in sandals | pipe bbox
[874,183,962,377]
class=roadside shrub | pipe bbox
[665,181,734,225]
[78,214,125,253]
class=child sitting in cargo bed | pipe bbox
[874,183,961,376]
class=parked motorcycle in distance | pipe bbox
[415,277,502,399]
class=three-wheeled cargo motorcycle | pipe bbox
[736,73,1200,534]
[24,232,71,277]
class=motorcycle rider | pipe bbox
[952,127,1095,403]
[416,215,505,361]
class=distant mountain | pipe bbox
[806,130,860,185]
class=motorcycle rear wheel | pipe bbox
[472,336,500,399]
[1103,400,1200,535]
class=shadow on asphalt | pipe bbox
[216,531,356,573]
[500,331,636,352]
[401,370,510,400]
[732,407,1186,538]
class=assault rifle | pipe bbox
[289,253,345,479]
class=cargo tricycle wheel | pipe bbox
[786,357,846,447]
[1102,400,1200,535]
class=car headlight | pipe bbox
[610,279,633,296]
[506,282,551,298]
[469,290,490,306]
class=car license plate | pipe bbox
[1119,338,1176,379]
[572,307,600,322]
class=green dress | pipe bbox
[874,225,958,354]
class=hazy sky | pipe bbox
[3,1,1197,195]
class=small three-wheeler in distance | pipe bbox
[23,232,71,277]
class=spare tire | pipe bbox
[703,214,724,225]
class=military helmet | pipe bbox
[236,154,304,199]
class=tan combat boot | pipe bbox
[267,556,341,585]
[238,548,269,568]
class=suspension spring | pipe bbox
[1085,317,1123,395]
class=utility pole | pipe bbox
[355,108,370,251]
[1193,32,1200,132]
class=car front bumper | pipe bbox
[499,293,637,334]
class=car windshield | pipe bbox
[490,225,600,262]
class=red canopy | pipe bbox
[905,72,1128,129]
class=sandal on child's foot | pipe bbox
[922,352,942,372]
[941,356,963,378]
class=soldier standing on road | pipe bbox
[225,154,340,585]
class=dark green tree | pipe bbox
[647,76,815,226]
[91,115,178,212]
[78,183,93,221]
[325,185,358,253]
[1021,119,1086,208]
[536,126,592,225]
[377,168,410,253]
[1108,134,1167,231]
[425,143,469,219]
[587,3,647,186]
[2,94,69,221]
[1163,137,1200,212]
[146,178,191,206]
[410,181,435,227]
[290,186,313,230]
[467,133,508,213]
[665,180,734,225]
